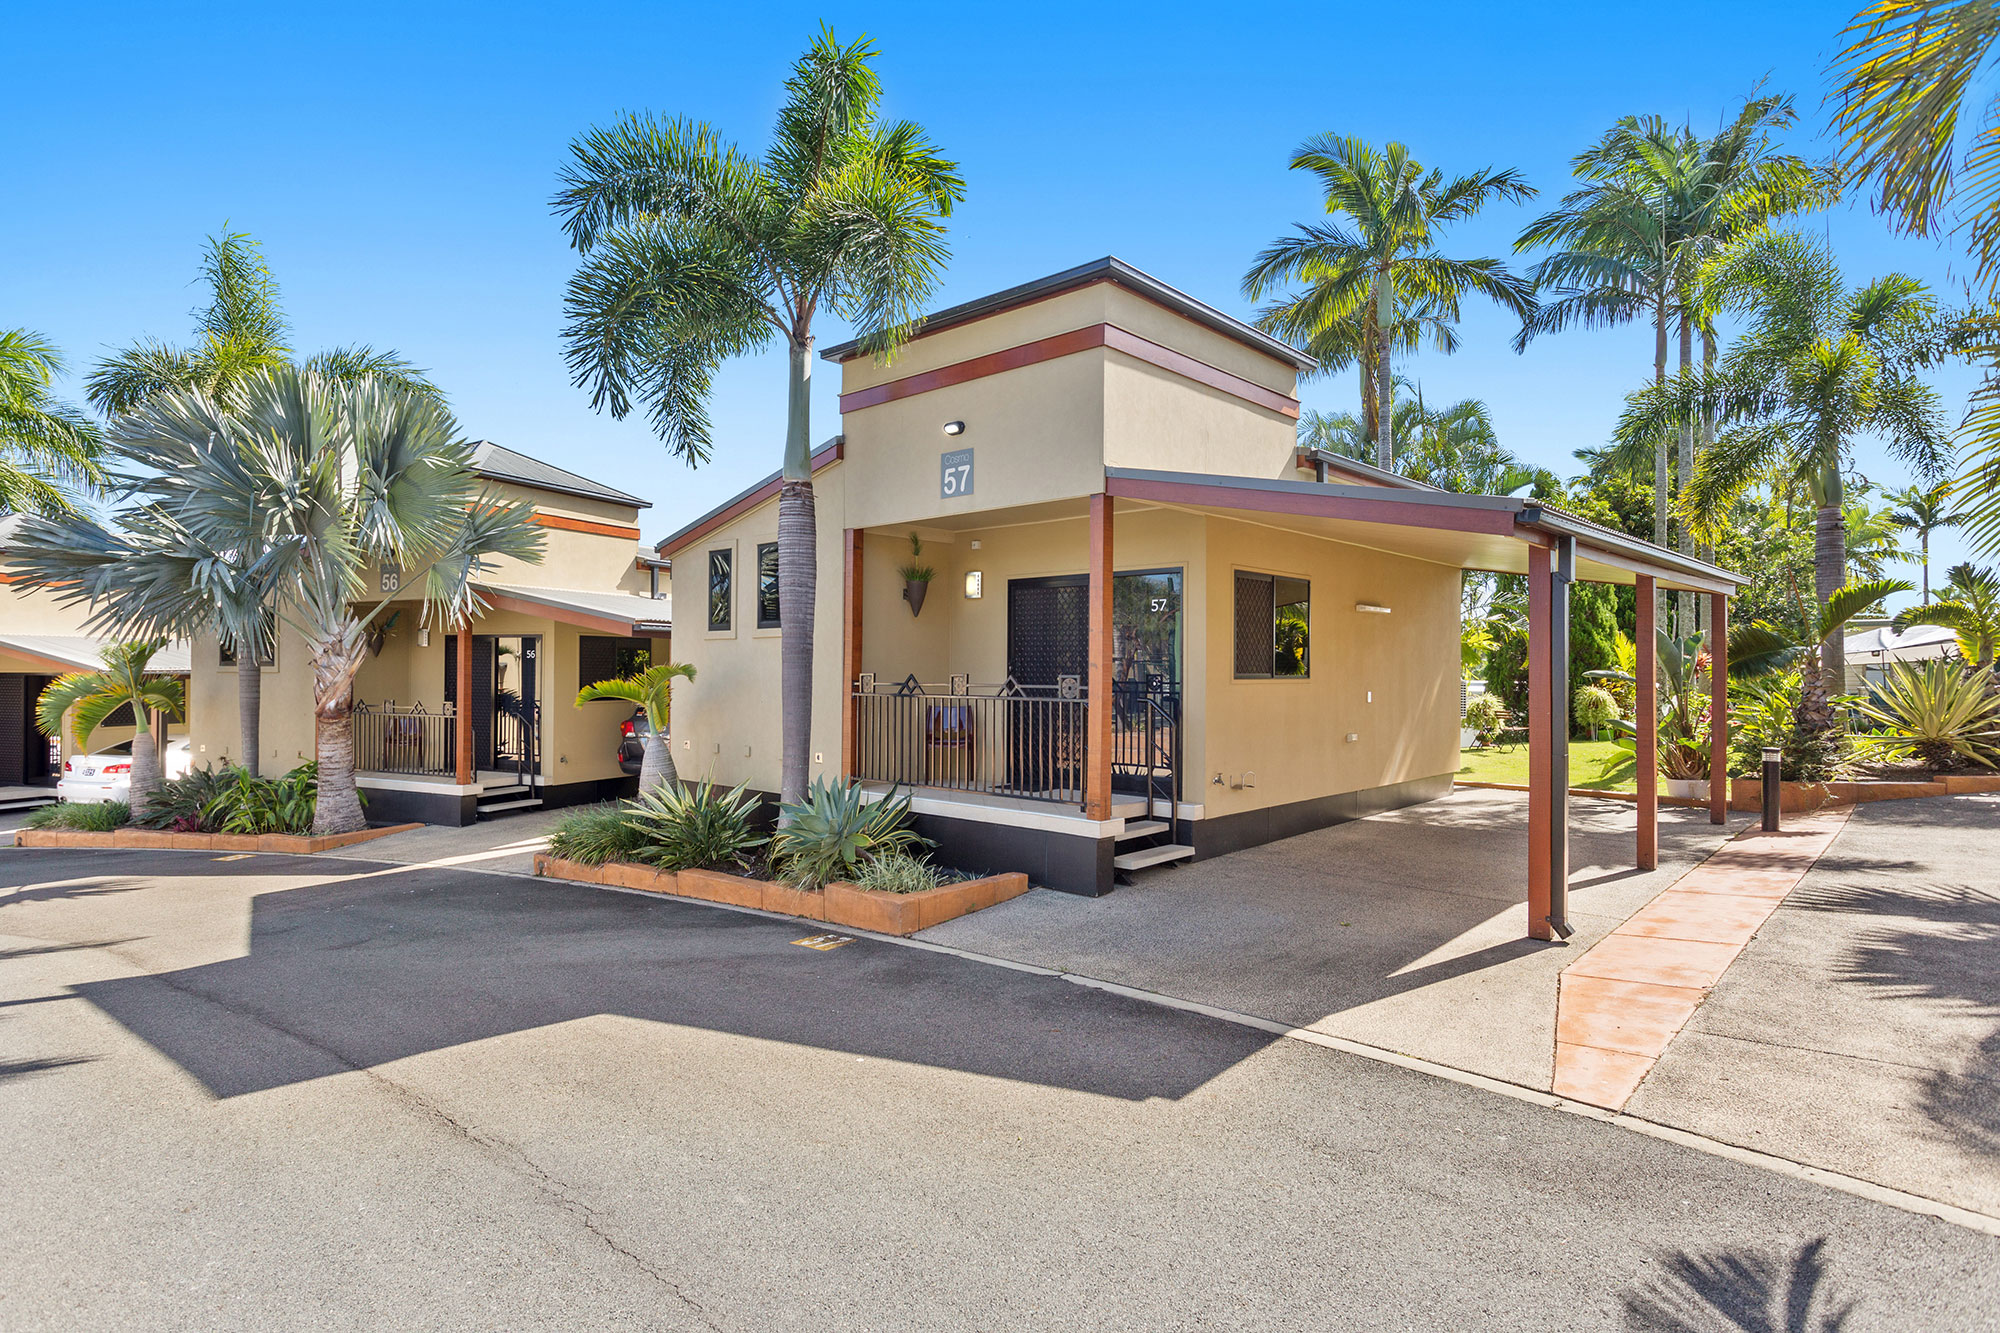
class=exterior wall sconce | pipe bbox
[943,420,966,436]
[1355,602,1392,614]
[418,627,431,647]
[964,571,983,599]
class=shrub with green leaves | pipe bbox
[852,850,945,894]
[1462,693,1506,743]
[1573,684,1620,736]
[772,778,930,889]
[134,763,233,832]
[27,800,131,832]
[1728,673,1846,782]
[202,762,323,835]
[627,780,767,872]
[547,803,650,866]
[1853,662,2000,771]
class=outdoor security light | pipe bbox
[965,570,983,599]
[943,420,966,435]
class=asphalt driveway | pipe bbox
[4,843,1994,1330]
[922,789,1750,1089]
[1630,791,2000,1218]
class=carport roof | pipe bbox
[1105,468,1748,595]
[0,635,191,675]
[475,583,671,636]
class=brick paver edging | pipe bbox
[1551,809,1853,1109]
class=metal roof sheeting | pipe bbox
[470,442,651,510]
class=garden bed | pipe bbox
[533,854,1031,936]
[12,824,424,853]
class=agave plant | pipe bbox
[1851,661,2000,771]
[626,780,767,872]
[771,778,930,890]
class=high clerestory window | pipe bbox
[756,542,780,629]
[1233,571,1309,678]
[707,549,733,632]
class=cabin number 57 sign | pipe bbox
[940,448,974,499]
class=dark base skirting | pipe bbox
[908,811,1115,898]
[532,776,638,811]
[360,786,479,828]
[1190,773,1455,860]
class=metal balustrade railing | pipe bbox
[851,675,1089,805]
[354,701,457,777]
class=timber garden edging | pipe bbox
[11,824,425,853]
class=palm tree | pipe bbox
[1895,562,2000,668]
[576,662,696,791]
[82,230,439,776]
[553,28,963,811]
[1842,488,1914,581]
[34,641,185,818]
[1664,232,1952,727]
[0,329,106,516]
[1244,136,1536,471]
[1266,296,1462,448]
[16,368,545,834]
[1518,100,1827,589]
[1886,481,1965,601]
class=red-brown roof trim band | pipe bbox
[657,439,846,557]
[837,322,1299,420]
[1103,472,1520,537]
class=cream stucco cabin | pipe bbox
[184,443,672,826]
[662,257,1745,922]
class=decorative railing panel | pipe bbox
[851,676,1089,806]
[354,701,457,777]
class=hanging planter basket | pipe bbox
[904,579,930,617]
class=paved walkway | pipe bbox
[1554,809,1852,1108]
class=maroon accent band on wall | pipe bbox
[837,323,1301,420]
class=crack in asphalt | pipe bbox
[11,930,724,1332]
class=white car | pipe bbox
[57,738,194,805]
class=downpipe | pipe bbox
[1547,534,1576,941]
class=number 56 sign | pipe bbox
[940,447,973,499]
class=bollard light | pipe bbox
[1761,746,1783,832]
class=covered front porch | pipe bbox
[840,469,1745,933]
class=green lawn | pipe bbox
[1456,739,1637,792]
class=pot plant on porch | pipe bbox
[898,533,935,617]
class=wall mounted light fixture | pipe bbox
[1355,602,1393,614]
[964,570,983,599]
[943,420,966,436]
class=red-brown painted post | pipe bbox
[1086,494,1114,821]
[842,528,863,778]
[455,625,474,786]
[1636,574,1658,870]
[1526,543,1553,941]
[1709,592,1729,824]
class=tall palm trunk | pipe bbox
[1699,325,1718,635]
[1373,265,1394,472]
[1676,305,1695,636]
[238,656,261,776]
[1800,467,1848,734]
[310,635,369,835]
[1652,287,1670,633]
[1920,532,1931,603]
[777,337,817,812]
[639,728,677,791]
[128,718,163,819]
[1359,304,1379,449]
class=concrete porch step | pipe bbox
[477,798,544,815]
[0,796,56,812]
[1117,819,1171,841]
[1113,843,1195,872]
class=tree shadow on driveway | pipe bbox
[1620,1236,1857,1331]
[58,859,1278,1103]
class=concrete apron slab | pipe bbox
[1552,809,1852,1109]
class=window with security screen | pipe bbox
[756,542,780,628]
[1234,571,1309,678]
[708,549,732,632]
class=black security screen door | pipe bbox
[1007,576,1088,685]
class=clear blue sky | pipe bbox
[6,1,1985,597]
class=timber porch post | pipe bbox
[843,528,863,778]
[455,623,473,786]
[1086,493,1114,820]
[1636,574,1658,870]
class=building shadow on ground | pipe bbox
[1620,1237,1857,1331]
[55,860,1276,1103]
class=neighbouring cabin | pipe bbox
[659,256,1746,925]
[183,442,673,825]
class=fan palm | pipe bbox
[33,641,185,818]
[1886,480,1965,601]
[1243,136,1535,471]
[0,329,107,516]
[1652,232,1951,724]
[81,230,439,776]
[1895,562,2000,668]
[553,27,963,810]
[575,661,696,791]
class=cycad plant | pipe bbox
[575,661,697,790]
[34,641,185,818]
[0,329,106,515]
[1852,660,2000,770]
[626,779,768,872]
[554,27,964,810]
[1894,563,2000,668]
[1728,578,1913,731]
[1245,136,1536,471]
